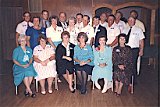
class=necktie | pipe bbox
[94,27,96,32]
[27,22,29,28]
[126,27,132,43]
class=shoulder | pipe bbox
[69,43,75,48]
[125,45,131,50]
[13,46,20,52]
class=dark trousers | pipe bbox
[131,48,139,84]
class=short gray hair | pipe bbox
[68,16,76,24]
[18,35,26,43]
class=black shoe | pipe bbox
[71,89,75,93]
[80,89,87,95]
[31,93,36,98]
[24,91,29,97]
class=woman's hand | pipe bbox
[80,61,87,66]
[63,56,72,61]
[99,63,107,68]
[22,64,30,68]
[118,65,125,70]
[40,61,47,66]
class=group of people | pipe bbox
[13,9,145,98]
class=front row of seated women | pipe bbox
[13,32,133,97]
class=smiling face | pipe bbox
[107,16,114,26]
[62,34,70,43]
[33,18,40,26]
[42,11,49,20]
[40,38,46,47]
[59,12,66,22]
[82,16,89,27]
[119,36,126,46]
[128,17,135,27]
[76,15,83,23]
[100,13,107,22]
[93,18,99,26]
[99,37,106,46]
[69,19,75,27]
[23,13,31,22]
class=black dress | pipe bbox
[55,42,75,75]
[112,45,133,85]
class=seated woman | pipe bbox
[33,35,57,95]
[55,31,75,93]
[12,35,37,98]
[92,36,112,93]
[74,32,94,94]
[112,33,133,96]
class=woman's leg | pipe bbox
[115,80,119,93]
[76,71,83,90]
[47,77,54,92]
[39,79,45,93]
[23,77,33,94]
[95,79,101,90]
[117,82,123,95]
[102,78,108,93]
[63,71,74,91]
[81,71,88,93]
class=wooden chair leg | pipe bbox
[15,86,18,95]
[55,74,58,90]
[74,72,76,89]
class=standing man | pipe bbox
[122,16,145,85]
[16,12,33,46]
[100,12,108,28]
[75,13,83,31]
[57,12,68,30]
[39,10,50,28]
[81,15,94,45]
[114,11,126,33]
[92,16,107,48]
[106,14,120,48]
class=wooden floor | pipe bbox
[0,59,159,107]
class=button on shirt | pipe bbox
[74,44,94,66]
[16,21,33,36]
[122,25,145,48]
[106,23,120,44]
[81,25,94,44]
[46,26,63,42]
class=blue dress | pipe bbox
[74,44,94,75]
[12,46,37,86]
[92,46,112,82]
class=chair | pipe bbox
[35,74,59,93]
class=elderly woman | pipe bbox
[66,17,80,45]
[46,15,63,49]
[92,36,112,93]
[74,32,94,94]
[33,35,57,95]
[55,31,75,93]
[12,35,37,98]
[112,33,133,96]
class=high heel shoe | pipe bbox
[31,93,36,98]
[41,91,46,95]
[48,90,53,94]
[70,89,75,93]
[24,91,29,97]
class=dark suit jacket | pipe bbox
[94,25,107,47]
[57,21,68,29]
[55,42,75,75]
